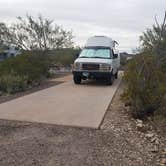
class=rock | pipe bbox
[33,82,40,87]
[161,148,166,156]
[28,85,33,89]
[150,145,159,153]
[136,123,143,128]
[124,106,130,112]
[124,102,131,107]
[145,133,154,139]
[0,91,3,96]
[163,148,166,154]
[136,119,143,124]
[150,137,156,143]
[145,133,160,145]
[154,138,160,145]
[136,119,143,129]
[160,158,166,165]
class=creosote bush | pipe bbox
[0,51,51,94]
[0,73,28,94]
[122,12,166,119]
[121,53,166,118]
[49,48,81,66]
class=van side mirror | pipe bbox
[113,53,118,59]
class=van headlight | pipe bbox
[73,62,81,70]
[100,64,111,71]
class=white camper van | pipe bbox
[72,36,120,85]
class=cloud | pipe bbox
[0,0,165,52]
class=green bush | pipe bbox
[48,48,81,66]
[0,49,79,94]
[0,51,51,94]
[0,51,50,83]
[120,56,128,67]
[122,53,166,118]
[122,13,166,119]
[0,73,28,94]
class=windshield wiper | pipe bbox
[92,57,109,59]
[79,56,91,58]
[79,56,110,59]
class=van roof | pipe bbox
[86,36,115,48]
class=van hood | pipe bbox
[75,58,112,64]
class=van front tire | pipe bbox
[107,75,114,85]
[73,75,81,84]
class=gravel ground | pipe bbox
[0,83,163,166]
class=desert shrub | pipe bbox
[122,12,166,119]
[0,73,28,94]
[0,51,51,83]
[0,50,51,94]
[120,56,128,67]
[49,48,81,66]
[122,53,166,118]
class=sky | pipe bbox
[0,0,166,53]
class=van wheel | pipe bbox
[73,75,81,84]
[107,75,114,85]
[115,72,118,79]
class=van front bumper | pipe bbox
[72,71,112,79]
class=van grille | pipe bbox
[82,63,99,71]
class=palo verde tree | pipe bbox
[140,11,166,67]
[0,14,74,50]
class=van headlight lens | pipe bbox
[100,64,111,71]
[73,62,81,70]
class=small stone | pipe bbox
[136,119,143,129]
[124,102,131,107]
[160,158,166,165]
[150,145,159,153]
[136,119,143,124]
[154,138,160,145]
[161,148,166,155]
[150,137,156,143]
[28,85,33,89]
[150,136,159,143]
[146,133,154,139]
[136,123,143,128]
[33,82,40,86]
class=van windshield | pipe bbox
[79,47,113,59]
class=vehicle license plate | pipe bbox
[83,72,89,77]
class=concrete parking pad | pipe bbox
[0,75,121,128]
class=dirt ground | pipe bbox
[0,83,165,166]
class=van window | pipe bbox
[79,48,113,59]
